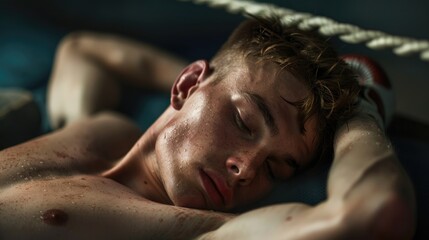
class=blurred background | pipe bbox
[1,0,429,125]
[0,0,428,238]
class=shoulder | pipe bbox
[18,111,141,159]
[67,112,143,160]
[57,111,142,155]
[65,111,141,133]
[0,112,142,187]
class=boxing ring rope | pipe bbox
[180,0,429,62]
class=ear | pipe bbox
[171,60,210,110]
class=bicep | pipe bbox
[327,115,408,199]
[326,115,415,238]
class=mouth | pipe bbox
[199,169,232,209]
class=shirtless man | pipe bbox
[0,17,415,239]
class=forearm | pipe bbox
[329,114,413,200]
[328,114,397,198]
[48,32,188,128]
[327,114,416,239]
[63,31,188,90]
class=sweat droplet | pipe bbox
[40,209,68,226]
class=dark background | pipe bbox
[1,0,428,123]
[1,0,428,238]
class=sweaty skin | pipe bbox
[0,57,319,239]
[0,113,232,240]
[197,114,416,240]
[0,30,415,239]
[40,209,69,226]
[100,59,319,211]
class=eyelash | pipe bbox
[234,111,252,135]
[265,161,276,181]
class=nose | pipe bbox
[226,150,264,186]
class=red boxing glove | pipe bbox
[342,54,395,131]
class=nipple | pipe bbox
[40,209,68,226]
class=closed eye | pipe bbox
[285,157,300,171]
[265,160,276,181]
[234,111,252,136]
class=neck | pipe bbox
[102,107,176,205]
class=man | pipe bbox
[0,16,415,239]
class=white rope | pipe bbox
[179,0,429,62]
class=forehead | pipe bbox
[225,59,310,102]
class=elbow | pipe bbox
[52,32,94,70]
[337,191,416,240]
[56,31,89,55]
[370,193,416,240]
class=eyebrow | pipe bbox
[280,96,306,134]
[243,92,279,136]
[243,92,303,172]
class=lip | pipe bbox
[199,169,232,209]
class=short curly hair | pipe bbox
[210,15,360,165]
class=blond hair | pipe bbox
[210,16,360,165]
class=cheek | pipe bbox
[177,104,232,159]
[155,115,227,209]
[155,109,220,180]
[156,122,192,176]
[155,124,201,204]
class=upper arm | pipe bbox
[326,115,416,239]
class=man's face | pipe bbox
[155,60,319,212]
